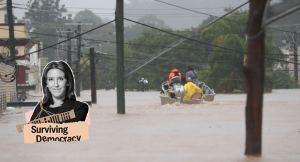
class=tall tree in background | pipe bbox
[125,15,170,41]
[200,10,284,92]
[22,0,71,61]
[73,9,103,25]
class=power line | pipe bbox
[154,0,300,34]
[125,17,246,54]
[13,6,249,17]
[0,27,243,52]
[155,0,248,22]
[123,18,299,64]
[270,24,300,27]
[40,44,293,66]
[0,24,292,64]
[0,30,291,62]
[10,20,115,61]
[101,56,298,72]
[0,17,289,55]
[9,2,249,10]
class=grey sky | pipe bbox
[11,0,249,30]
[12,0,128,20]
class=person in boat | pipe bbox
[186,65,199,86]
[169,68,181,81]
[180,76,187,86]
[184,77,205,100]
[30,61,89,123]
[167,73,181,98]
[170,73,181,87]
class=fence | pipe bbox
[10,92,16,103]
[0,92,6,112]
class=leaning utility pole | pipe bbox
[67,29,71,66]
[244,0,267,156]
[294,32,298,82]
[116,0,125,114]
[89,47,97,103]
[76,22,82,97]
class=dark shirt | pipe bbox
[45,106,61,116]
[186,69,199,86]
[30,99,89,123]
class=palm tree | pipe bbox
[200,10,284,92]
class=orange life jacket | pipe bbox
[169,69,181,81]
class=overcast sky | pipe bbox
[12,0,127,19]
[11,0,250,30]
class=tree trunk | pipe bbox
[243,0,267,156]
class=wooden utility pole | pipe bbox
[7,0,15,59]
[244,0,267,156]
[116,0,125,114]
[76,22,82,97]
[7,0,17,101]
[294,32,298,82]
[89,47,97,103]
[67,29,71,66]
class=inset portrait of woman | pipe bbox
[30,61,89,123]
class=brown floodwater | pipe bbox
[0,89,299,162]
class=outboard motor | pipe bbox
[173,83,185,104]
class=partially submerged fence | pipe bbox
[0,92,6,112]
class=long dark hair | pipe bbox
[41,61,76,106]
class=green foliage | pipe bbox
[267,71,300,89]
[22,0,72,61]
[123,26,212,91]
[73,9,103,25]
[196,66,210,84]
[200,10,286,92]
[22,4,296,92]
[233,89,243,93]
[125,15,170,41]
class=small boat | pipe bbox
[160,81,215,105]
[198,81,215,101]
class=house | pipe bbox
[0,54,16,103]
[0,0,43,102]
[279,43,300,83]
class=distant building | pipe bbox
[279,43,300,83]
[0,1,43,101]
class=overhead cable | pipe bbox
[154,0,299,34]
[10,20,115,61]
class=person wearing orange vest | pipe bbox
[169,68,181,81]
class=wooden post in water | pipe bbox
[67,29,71,66]
[244,0,268,156]
[89,47,97,103]
[76,22,82,97]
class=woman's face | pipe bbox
[46,69,67,99]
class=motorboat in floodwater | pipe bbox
[160,80,215,105]
[198,81,215,101]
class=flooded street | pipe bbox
[0,89,299,162]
